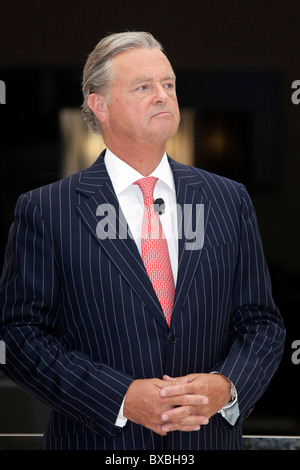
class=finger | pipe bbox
[160,380,207,399]
[163,394,209,411]
[151,424,168,436]
[161,415,209,433]
[160,382,189,397]
[162,374,172,381]
[161,405,207,424]
[162,423,201,433]
[162,374,191,384]
[161,376,191,390]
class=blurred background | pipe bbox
[0,0,299,449]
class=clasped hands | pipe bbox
[123,373,231,436]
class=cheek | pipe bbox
[117,100,145,121]
[172,98,180,117]
[126,105,150,130]
[108,101,133,128]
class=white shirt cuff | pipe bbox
[115,397,127,428]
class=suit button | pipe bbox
[169,334,177,344]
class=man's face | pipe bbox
[102,47,180,147]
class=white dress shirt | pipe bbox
[103,149,239,428]
[104,148,178,285]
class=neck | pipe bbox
[104,137,166,176]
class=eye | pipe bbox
[137,84,148,91]
[164,82,175,91]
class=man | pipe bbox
[0,32,285,450]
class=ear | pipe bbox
[87,93,109,124]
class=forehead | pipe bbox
[110,48,175,83]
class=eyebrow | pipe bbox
[131,74,176,86]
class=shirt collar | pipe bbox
[104,148,175,196]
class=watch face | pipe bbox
[230,384,236,400]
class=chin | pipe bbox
[153,122,179,140]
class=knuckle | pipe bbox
[181,395,188,406]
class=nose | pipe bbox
[152,83,168,104]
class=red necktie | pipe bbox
[135,177,175,326]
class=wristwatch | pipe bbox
[229,381,237,402]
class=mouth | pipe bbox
[152,111,173,118]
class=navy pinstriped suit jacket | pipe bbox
[0,151,285,450]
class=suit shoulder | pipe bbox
[192,165,242,189]
[21,170,83,204]
[173,160,245,196]
[22,152,107,204]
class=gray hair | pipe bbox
[81,31,164,134]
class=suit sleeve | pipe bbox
[213,184,285,424]
[0,193,133,437]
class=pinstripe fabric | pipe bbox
[0,150,285,450]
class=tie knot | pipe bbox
[135,177,158,200]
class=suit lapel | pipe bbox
[169,158,211,326]
[76,151,167,329]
